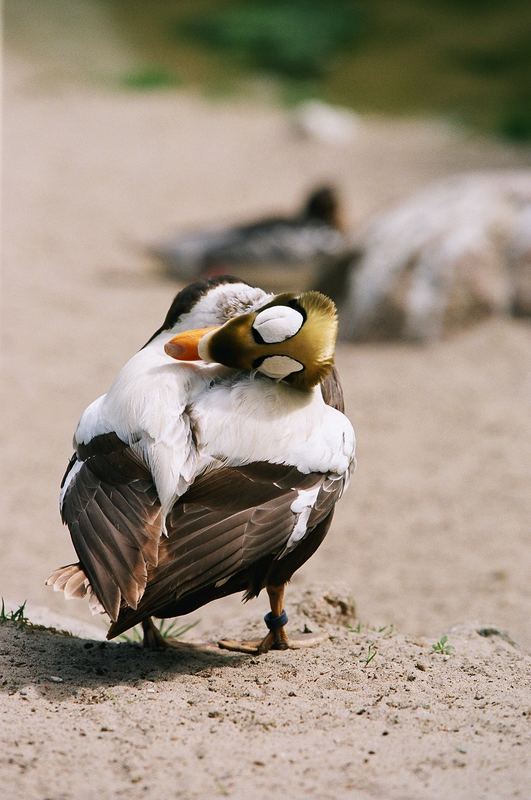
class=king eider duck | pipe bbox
[149,186,347,287]
[47,276,355,653]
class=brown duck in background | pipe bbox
[149,186,349,292]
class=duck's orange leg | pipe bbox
[218,583,325,655]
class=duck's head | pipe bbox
[164,290,338,390]
[303,185,341,229]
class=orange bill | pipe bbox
[164,326,218,361]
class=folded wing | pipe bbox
[59,433,162,621]
[107,461,347,636]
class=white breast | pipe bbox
[192,375,355,476]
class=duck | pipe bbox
[149,186,348,288]
[47,275,355,653]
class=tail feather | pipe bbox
[63,570,88,599]
[47,564,79,592]
[45,563,105,615]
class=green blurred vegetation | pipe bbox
[177,1,364,80]
[120,67,182,90]
[9,0,531,140]
[108,0,531,141]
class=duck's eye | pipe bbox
[252,306,304,344]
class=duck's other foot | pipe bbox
[141,618,217,653]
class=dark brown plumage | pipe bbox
[107,462,345,638]
[59,434,161,620]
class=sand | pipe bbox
[1,597,530,800]
[1,34,531,800]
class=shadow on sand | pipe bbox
[0,621,248,699]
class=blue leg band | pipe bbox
[264,609,288,631]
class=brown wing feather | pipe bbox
[60,433,162,621]
[107,462,346,637]
[320,365,344,412]
[307,473,346,529]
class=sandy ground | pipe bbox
[1,596,530,800]
[2,33,531,800]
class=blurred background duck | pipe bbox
[149,185,350,292]
[47,276,355,654]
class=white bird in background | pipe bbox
[47,276,355,654]
[326,171,531,342]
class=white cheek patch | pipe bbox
[253,306,304,343]
[258,355,304,379]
